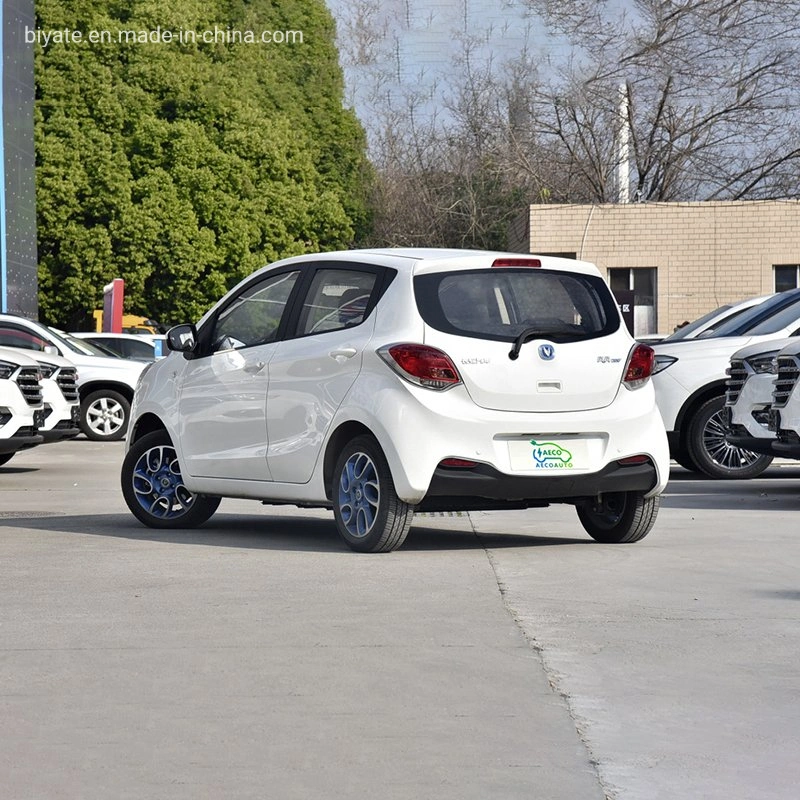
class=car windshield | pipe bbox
[50,328,121,357]
[662,304,732,341]
[414,268,618,343]
[700,290,800,338]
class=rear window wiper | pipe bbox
[509,327,552,360]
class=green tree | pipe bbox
[35,0,372,327]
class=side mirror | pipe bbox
[43,344,59,355]
[166,324,198,357]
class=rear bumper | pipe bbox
[420,461,659,512]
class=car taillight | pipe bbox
[491,258,541,268]
[378,344,462,390]
[622,344,655,390]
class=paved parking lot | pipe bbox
[2,440,799,799]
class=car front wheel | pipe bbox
[121,430,220,529]
[685,395,772,479]
[81,389,131,441]
[331,435,414,552]
[577,491,660,543]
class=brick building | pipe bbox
[507,200,800,337]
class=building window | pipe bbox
[774,265,800,292]
[607,267,658,336]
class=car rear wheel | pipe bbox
[81,389,131,441]
[331,435,414,553]
[686,395,772,479]
[121,430,220,529]
[577,491,660,543]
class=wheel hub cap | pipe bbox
[338,452,380,538]
[132,444,194,519]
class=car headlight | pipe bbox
[652,354,678,375]
[37,361,58,379]
[0,360,17,380]
[744,352,778,374]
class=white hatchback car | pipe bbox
[122,249,669,551]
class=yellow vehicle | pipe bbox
[92,310,160,334]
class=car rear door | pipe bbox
[266,266,384,483]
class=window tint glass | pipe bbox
[707,291,800,338]
[0,325,48,351]
[741,298,800,335]
[211,270,300,352]
[297,269,377,336]
[415,269,618,342]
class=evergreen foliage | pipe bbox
[35,0,371,327]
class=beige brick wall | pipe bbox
[513,200,800,335]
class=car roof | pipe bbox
[265,248,602,277]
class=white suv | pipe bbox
[0,315,146,441]
[652,288,800,478]
[0,346,45,465]
[122,249,669,551]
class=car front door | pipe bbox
[266,267,381,483]
[178,269,300,481]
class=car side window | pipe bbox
[296,269,377,336]
[211,270,300,352]
[0,324,49,351]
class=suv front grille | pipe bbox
[725,359,748,405]
[16,367,42,406]
[56,368,79,402]
[773,355,800,408]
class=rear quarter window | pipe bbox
[414,269,620,343]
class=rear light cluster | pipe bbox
[622,344,655,390]
[378,344,462,390]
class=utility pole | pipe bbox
[617,82,630,203]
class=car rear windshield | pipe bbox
[414,268,619,342]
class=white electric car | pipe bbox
[122,249,669,552]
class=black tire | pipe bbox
[577,491,660,543]
[121,430,221,529]
[0,452,15,466]
[685,395,772,479]
[671,441,699,472]
[331,435,414,553]
[81,389,131,441]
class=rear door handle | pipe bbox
[329,347,358,361]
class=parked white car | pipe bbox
[22,350,81,444]
[0,346,45,465]
[122,248,669,551]
[71,332,167,361]
[653,293,774,343]
[652,288,800,478]
[0,315,146,441]
[722,339,789,459]
[768,340,800,460]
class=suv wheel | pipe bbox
[686,395,772,479]
[121,430,221,528]
[332,435,414,552]
[81,389,131,441]
[577,491,660,543]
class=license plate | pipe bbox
[508,437,591,471]
[33,409,46,430]
[768,408,781,432]
[71,406,80,423]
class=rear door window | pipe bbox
[415,269,618,343]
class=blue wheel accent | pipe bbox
[337,451,381,538]
[131,445,194,519]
